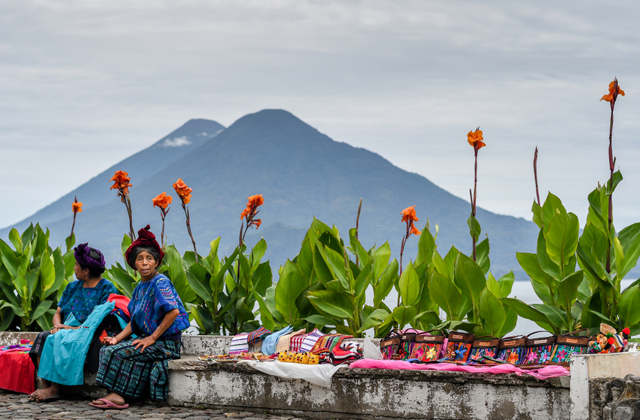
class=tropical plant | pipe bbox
[504,193,584,334]
[0,224,74,331]
[173,178,197,260]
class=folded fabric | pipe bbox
[290,331,308,353]
[262,326,293,355]
[245,360,341,388]
[275,329,306,354]
[299,329,324,353]
[331,342,363,365]
[228,333,250,355]
[247,327,272,345]
[349,359,570,380]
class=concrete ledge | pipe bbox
[168,359,570,420]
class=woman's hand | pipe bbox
[102,337,119,346]
[50,326,61,334]
[132,336,156,353]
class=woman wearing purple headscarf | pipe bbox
[29,244,117,402]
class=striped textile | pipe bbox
[289,331,308,353]
[275,329,305,354]
[299,329,325,353]
[247,327,272,345]
[95,338,180,402]
[228,333,250,355]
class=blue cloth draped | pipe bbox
[57,279,118,324]
[128,273,189,339]
[38,301,115,386]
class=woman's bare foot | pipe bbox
[30,384,61,402]
[91,392,126,406]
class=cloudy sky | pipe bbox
[1,0,639,229]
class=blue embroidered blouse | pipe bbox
[58,279,118,324]
[128,273,190,340]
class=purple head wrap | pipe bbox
[74,243,106,273]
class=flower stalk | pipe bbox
[109,170,135,241]
[173,179,196,261]
[601,78,625,273]
[398,205,420,306]
[533,147,541,207]
[152,192,172,248]
[70,196,82,239]
[467,128,485,261]
[355,198,362,266]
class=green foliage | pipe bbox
[0,224,73,331]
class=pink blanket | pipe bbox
[349,359,570,380]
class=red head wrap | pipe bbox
[125,225,164,269]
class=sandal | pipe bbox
[89,398,129,410]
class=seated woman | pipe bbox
[90,225,189,409]
[30,244,117,402]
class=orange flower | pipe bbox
[241,194,264,220]
[467,128,485,151]
[241,194,264,229]
[173,179,193,204]
[401,205,421,236]
[401,205,419,224]
[72,200,82,214]
[109,170,132,195]
[601,80,625,102]
[152,192,173,209]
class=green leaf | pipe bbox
[531,304,567,331]
[556,271,584,311]
[252,262,272,296]
[497,272,515,298]
[372,242,392,283]
[478,288,505,336]
[545,211,580,273]
[322,246,350,291]
[120,234,132,257]
[607,170,623,195]
[31,300,52,322]
[429,272,463,320]
[501,297,557,334]
[358,308,389,333]
[39,252,55,294]
[617,223,640,280]
[104,266,136,298]
[542,192,567,232]
[619,285,640,327]
[304,314,337,326]
[8,228,22,253]
[485,273,501,297]
[250,239,267,268]
[467,214,481,240]
[0,240,20,278]
[391,306,418,330]
[531,200,543,228]
[307,290,354,320]
[476,238,490,275]
[398,263,420,307]
[354,260,372,298]
[186,263,213,303]
[516,252,556,305]
[192,304,216,334]
[453,252,486,308]
[374,259,398,307]
[275,261,307,323]
[349,228,371,268]
[416,226,436,266]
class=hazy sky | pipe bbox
[1,1,639,229]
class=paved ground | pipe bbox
[0,391,309,420]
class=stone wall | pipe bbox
[168,359,570,420]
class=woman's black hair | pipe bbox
[126,245,161,269]
[77,249,106,278]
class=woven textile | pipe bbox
[247,327,271,345]
[299,329,324,353]
[228,333,250,355]
[289,331,308,353]
[275,329,305,353]
[95,338,180,402]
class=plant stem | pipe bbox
[70,213,76,239]
[471,148,478,261]
[398,223,410,307]
[159,209,166,249]
[533,147,541,206]
[125,195,136,241]
[606,95,615,274]
[182,204,198,262]
[355,198,362,267]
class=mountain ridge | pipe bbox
[1,110,537,278]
